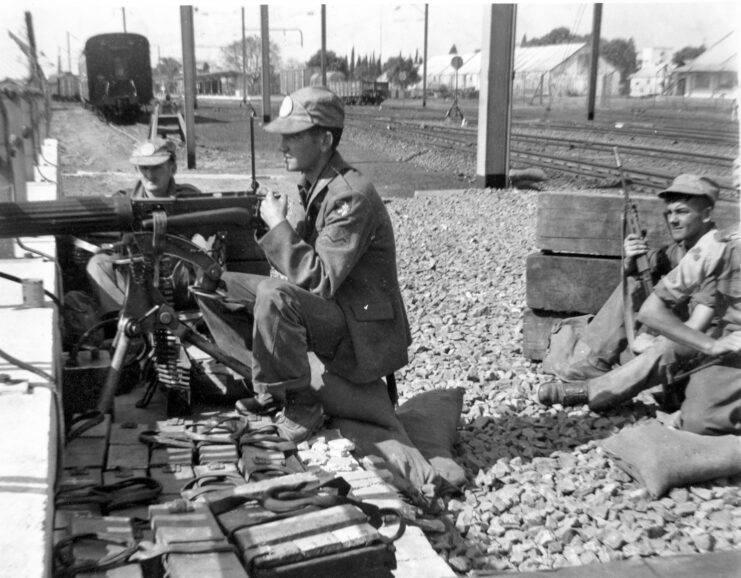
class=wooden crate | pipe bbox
[526,253,621,313]
[525,190,739,361]
[537,191,739,256]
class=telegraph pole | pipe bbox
[180,5,197,168]
[587,3,603,121]
[241,7,247,104]
[321,5,327,86]
[422,4,428,107]
[260,5,271,123]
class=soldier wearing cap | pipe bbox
[86,138,205,314]
[539,173,721,410]
[636,222,741,435]
[127,137,201,199]
[196,86,411,442]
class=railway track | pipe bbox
[346,112,738,198]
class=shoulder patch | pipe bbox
[336,200,351,217]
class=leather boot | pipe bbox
[537,380,589,407]
[273,389,324,442]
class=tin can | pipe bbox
[22,278,44,307]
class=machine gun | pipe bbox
[0,192,263,239]
[613,147,654,350]
[0,193,264,438]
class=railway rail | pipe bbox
[345,112,738,198]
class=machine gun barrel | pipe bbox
[0,197,134,238]
[0,193,261,239]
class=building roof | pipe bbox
[514,43,587,73]
[676,31,737,73]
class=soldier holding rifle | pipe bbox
[636,225,741,435]
[539,174,721,411]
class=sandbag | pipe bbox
[541,314,593,380]
[328,415,437,498]
[397,388,466,487]
[600,420,741,498]
[308,354,399,430]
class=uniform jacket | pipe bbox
[258,152,411,382]
[655,226,741,334]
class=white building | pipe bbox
[413,43,620,100]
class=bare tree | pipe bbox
[220,36,282,94]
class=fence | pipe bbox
[0,80,53,257]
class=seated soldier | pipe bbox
[196,87,411,442]
[539,174,721,409]
[637,226,741,435]
[86,138,214,315]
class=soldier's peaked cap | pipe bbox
[129,138,177,166]
[658,173,720,206]
[264,86,344,135]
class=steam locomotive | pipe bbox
[79,32,153,121]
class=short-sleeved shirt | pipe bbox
[643,233,717,315]
[654,227,741,334]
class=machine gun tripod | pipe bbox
[67,222,256,440]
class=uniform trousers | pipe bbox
[587,337,698,411]
[679,356,741,435]
[196,272,349,400]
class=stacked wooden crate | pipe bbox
[523,190,739,361]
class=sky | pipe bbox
[1,1,737,77]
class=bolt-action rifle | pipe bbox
[613,147,654,349]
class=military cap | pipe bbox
[129,138,177,166]
[658,174,720,206]
[264,86,344,135]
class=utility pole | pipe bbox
[321,5,327,86]
[422,4,428,107]
[587,3,603,121]
[67,31,71,73]
[180,5,197,168]
[476,4,516,189]
[260,5,271,123]
[241,7,247,104]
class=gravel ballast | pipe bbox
[386,189,741,574]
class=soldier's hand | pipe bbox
[709,331,741,357]
[259,188,288,230]
[624,233,649,259]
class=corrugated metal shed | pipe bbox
[676,30,737,73]
[514,43,587,73]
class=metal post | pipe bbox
[122,8,127,33]
[260,5,271,123]
[587,3,602,121]
[422,4,428,107]
[475,4,516,189]
[241,7,247,104]
[180,6,197,168]
[321,5,327,87]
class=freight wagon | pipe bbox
[327,80,389,105]
[50,73,80,101]
[79,33,153,121]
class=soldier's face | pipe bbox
[663,197,712,244]
[137,160,175,197]
[278,129,323,174]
